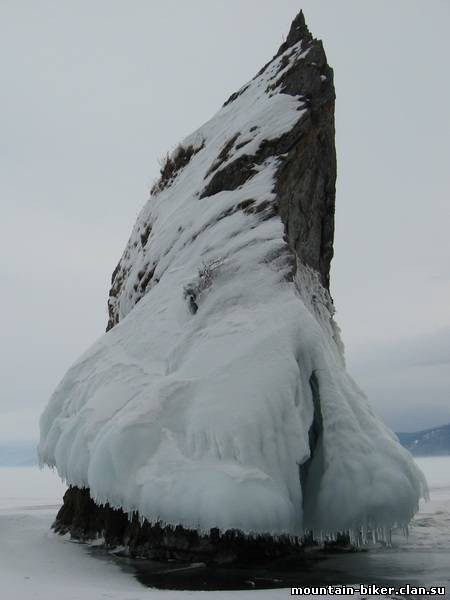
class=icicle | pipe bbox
[361,525,367,546]
[348,529,356,546]
[375,526,382,543]
[386,528,392,548]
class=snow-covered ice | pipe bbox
[38,31,426,538]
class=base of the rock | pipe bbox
[54,486,319,565]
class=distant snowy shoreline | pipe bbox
[0,441,37,467]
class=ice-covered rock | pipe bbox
[39,11,426,559]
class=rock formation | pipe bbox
[39,11,426,563]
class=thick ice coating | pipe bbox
[39,15,426,538]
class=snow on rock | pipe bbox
[38,11,426,541]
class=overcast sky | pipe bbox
[1,0,449,441]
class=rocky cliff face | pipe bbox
[106,11,335,332]
[40,11,425,564]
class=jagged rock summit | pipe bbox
[39,12,426,562]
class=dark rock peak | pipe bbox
[203,14,336,291]
[276,10,313,57]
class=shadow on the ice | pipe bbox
[87,543,449,591]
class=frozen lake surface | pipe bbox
[0,456,448,598]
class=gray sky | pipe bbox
[1,0,449,441]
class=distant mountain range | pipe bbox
[397,424,450,456]
[0,441,37,467]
